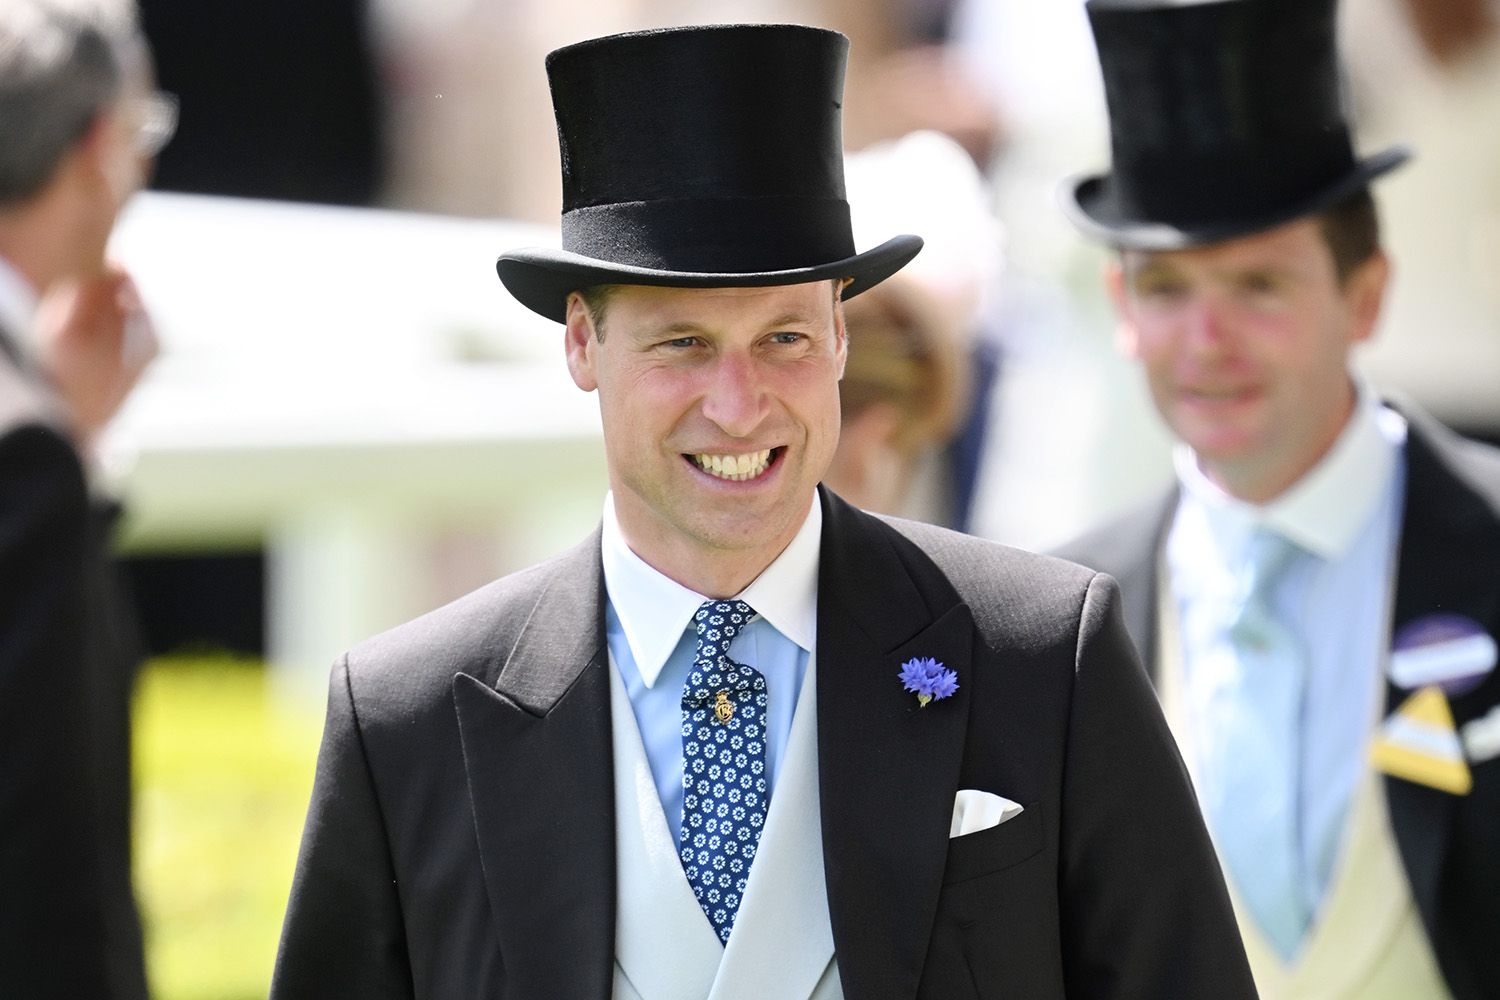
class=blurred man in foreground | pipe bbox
[1057,1,1500,996]
[0,1,168,995]
[273,23,1254,1000]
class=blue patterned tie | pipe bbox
[679,599,768,943]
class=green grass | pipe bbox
[134,657,322,1000]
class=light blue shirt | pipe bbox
[601,493,819,833]
[1168,388,1407,927]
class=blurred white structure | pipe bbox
[1343,0,1500,432]
[105,193,606,699]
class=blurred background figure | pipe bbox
[827,129,1001,524]
[0,0,166,996]
[1055,0,1500,996]
[956,0,1500,551]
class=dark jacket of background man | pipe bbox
[0,2,164,996]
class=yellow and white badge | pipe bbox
[1372,686,1473,795]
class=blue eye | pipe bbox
[771,332,803,344]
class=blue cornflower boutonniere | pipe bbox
[899,656,959,708]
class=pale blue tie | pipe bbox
[679,599,768,943]
[1206,528,1311,960]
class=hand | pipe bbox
[35,265,158,446]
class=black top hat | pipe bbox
[497,24,923,322]
[1064,0,1409,249]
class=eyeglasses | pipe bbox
[129,90,178,158]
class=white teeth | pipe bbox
[692,449,773,481]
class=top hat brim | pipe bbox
[1061,146,1412,250]
[497,234,924,324]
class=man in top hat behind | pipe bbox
[1056,0,1500,997]
[272,24,1255,1000]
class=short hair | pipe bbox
[1315,188,1382,284]
[0,0,141,206]
[577,283,615,340]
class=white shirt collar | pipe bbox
[1173,382,1407,561]
[0,255,39,361]
[601,491,821,688]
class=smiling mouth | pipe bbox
[687,448,780,482]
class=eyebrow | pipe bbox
[628,320,712,342]
[764,311,818,329]
[1123,259,1179,281]
[637,311,823,339]
[1127,258,1294,281]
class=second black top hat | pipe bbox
[497,24,923,323]
[1064,0,1409,249]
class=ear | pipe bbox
[1344,250,1390,346]
[1103,257,1141,358]
[77,106,134,195]
[46,111,111,192]
[563,292,599,391]
[75,111,114,165]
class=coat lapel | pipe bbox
[452,532,616,1000]
[815,490,972,1000]
[1382,410,1500,926]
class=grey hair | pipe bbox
[0,0,142,206]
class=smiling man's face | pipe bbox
[1108,217,1387,502]
[565,280,846,593]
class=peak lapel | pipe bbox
[453,534,615,999]
[815,492,972,1000]
[1384,414,1500,925]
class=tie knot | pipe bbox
[1228,529,1304,639]
[686,599,760,709]
[693,599,757,661]
[1243,529,1301,595]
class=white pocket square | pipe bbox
[949,789,1024,838]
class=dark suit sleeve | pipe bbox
[272,654,416,999]
[0,424,143,999]
[1058,573,1257,997]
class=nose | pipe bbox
[1181,295,1229,354]
[699,350,770,438]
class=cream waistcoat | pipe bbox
[608,654,843,1000]
[1158,590,1452,1000]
